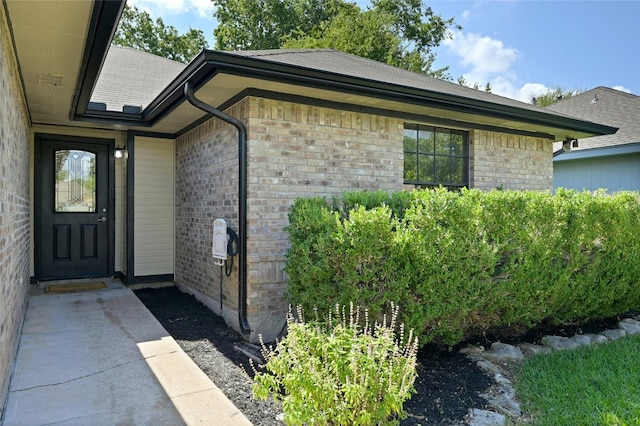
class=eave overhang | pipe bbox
[70,0,126,123]
[76,49,619,141]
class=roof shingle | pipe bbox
[547,86,640,151]
[91,45,186,111]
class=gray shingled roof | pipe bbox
[547,87,640,151]
[91,45,185,111]
[225,49,557,115]
[86,46,617,140]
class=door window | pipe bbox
[55,150,96,212]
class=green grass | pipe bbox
[515,335,640,425]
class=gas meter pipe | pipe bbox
[184,82,251,335]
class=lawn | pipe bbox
[515,335,640,425]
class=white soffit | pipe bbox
[5,0,92,125]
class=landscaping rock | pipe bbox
[619,318,640,335]
[518,343,552,357]
[569,334,592,348]
[466,408,506,426]
[584,333,608,344]
[494,374,516,398]
[600,328,627,341]
[483,342,525,362]
[541,335,580,350]
[460,345,485,355]
[476,360,502,376]
[480,373,522,418]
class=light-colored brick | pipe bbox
[175,96,555,343]
[0,6,31,416]
[471,129,553,191]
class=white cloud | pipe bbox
[128,0,215,19]
[612,85,631,93]
[461,9,471,21]
[488,78,551,103]
[443,31,518,84]
[443,30,556,103]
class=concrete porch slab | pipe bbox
[2,282,252,426]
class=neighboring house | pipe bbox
[0,0,617,412]
[548,87,640,192]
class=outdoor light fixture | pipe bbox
[114,147,125,158]
[562,138,579,152]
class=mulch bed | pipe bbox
[135,286,636,425]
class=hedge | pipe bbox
[284,188,640,346]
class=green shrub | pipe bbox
[285,188,640,346]
[252,304,419,426]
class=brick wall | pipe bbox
[245,97,404,340]
[0,9,31,417]
[175,100,245,332]
[175,94,554,342]
[175,95,404,341]
[470,129,553,191]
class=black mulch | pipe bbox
[135,286,635,425]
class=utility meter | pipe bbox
[212,218,228,266]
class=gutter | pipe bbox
[184,82,251,335]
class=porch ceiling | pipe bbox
[5,1,92,126]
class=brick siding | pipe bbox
[245,97,404,340]
[175,94,554,342]
[471,129,553,191]
[175,101,245,332]
[0,10,31,416]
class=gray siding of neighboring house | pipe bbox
[554,154,640,192]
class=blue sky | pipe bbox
[126,0,639,102]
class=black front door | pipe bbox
[36,135,114,280]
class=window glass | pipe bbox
[434,130,450,155]
[403,128,417,151]
[417,128,434,154]
[403,124,469,187]
[451,157,466,184]
[435,155,450,183]
[404,153,418,181]
[451,132,465,156]
[418,154,434,182]
[55,150,96,212]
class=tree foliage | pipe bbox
[213,0,459,78]
[113,5,208,64]
[456,76,492,92]
[532,86,584,107]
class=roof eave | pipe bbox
[70,0,126,122]
[139,50,619,139]
[72,45,619,139]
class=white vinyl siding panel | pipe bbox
[134,137,175,276]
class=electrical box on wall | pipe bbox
[212,218,228,266]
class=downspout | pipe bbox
[184,82,251,335]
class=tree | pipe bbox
[456,76,491,92]
[113,5,208,64]
[213,0,459,78]
[531,87,583,107]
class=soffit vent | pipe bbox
[38,73,64,86]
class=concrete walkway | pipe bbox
[2,282,252,426]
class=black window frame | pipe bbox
[403,124,469,188]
